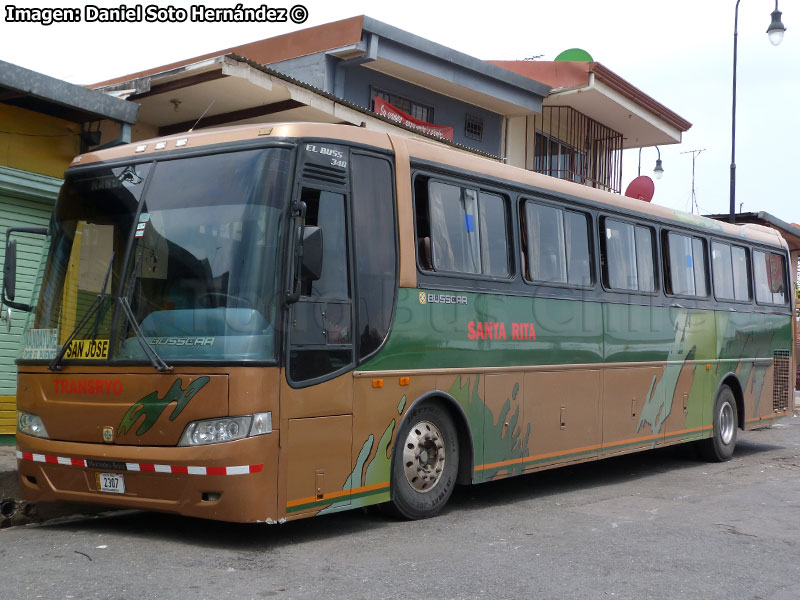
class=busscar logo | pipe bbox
[420,293,468,305]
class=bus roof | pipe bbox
[72,122,786,250]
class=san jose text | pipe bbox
[5,4,293,26]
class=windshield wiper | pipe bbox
[49,254,115,371]
[117,295,171,372]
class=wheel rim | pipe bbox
[402,420,446,493]
[719,401,735,445]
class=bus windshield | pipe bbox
[26,147,292,364]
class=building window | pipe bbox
[465,114,484,141]
[534,132,586,184]
[373,89,434,123]
[532,106,622,193]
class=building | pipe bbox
[91,16,689,195]
[489,57,692,192]
[0,61,138,441]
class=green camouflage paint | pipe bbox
[318,287,791,515]
[118,376,211,436]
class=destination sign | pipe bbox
[21,329,58,360]
[65,339,109,360]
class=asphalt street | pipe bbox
[1,415,799,600]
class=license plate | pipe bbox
[96,472,126,494]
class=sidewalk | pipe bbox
[0,443,28,527]
[0,443,105,527]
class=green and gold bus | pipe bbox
[3,123,793,522]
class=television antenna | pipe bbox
[681,148,706,214]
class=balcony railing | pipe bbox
[531,106,622,194]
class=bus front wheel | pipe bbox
[389,403,459,520]
[699,385,738,462]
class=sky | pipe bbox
[2,0,798,224]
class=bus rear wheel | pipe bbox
[699,385,738,462]
[389,403,458,520]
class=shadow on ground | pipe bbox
[28,431,785,549]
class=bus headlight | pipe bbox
[17,410,49,439]
[178,412,272,446]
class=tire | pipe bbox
[389,403,459,520]
[699,385,738,462]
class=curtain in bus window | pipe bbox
[768,253,787,303]
[525,202,566,283]
[692,238,707,296]
[429,181,479,274]
[605,220,637,290]
[564,210,591,286]
[731,246,750,301]
[463,188,480,272]
[478,192,509,277]
[754,251,771,303]
[634,226,655,292]
[712,242,735,300]
[668,233,695,295]
[756,251,787,304]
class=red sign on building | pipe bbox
[374,97,454,141]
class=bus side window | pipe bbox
[414,175,510,278]
[298,188,349,300]
[351,154,396,361]
[664,231,707,297]
[754,250,787,305]
[289,187,353,385]
[601,218,655,292]
[522,200,592,287]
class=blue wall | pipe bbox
[270,51,505,156]
[341,67,503,156]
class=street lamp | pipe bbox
[768,6,787,45]
[730,0,786,223]
[638,146,664,179]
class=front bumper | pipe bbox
[16,432,279,523]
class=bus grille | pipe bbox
[773,350,791,412]
[302,163,347,185]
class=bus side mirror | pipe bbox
[3,240,17,301]
[2,226,48,312]
[301,226,323,282]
